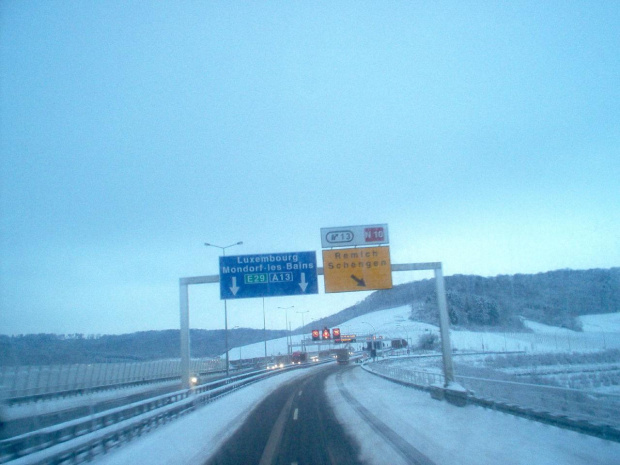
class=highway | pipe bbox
[4,359,620,465]
[206,364,360,465]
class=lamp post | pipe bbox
[296,310,309,330]
[204,241,243,377]
[232,326,241,362]
[362,321,377,358]
[362,321,376,338]
[297,310,309,352]
[396,324,410,348]
[589,323,607,350]
[278,306,294,355]
[262,298,267,359]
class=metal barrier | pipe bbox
[0,365,300,464]
[369,363,445,388]
[362,357,620,442]
[455,374,620,426]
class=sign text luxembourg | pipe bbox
[320,224,389,248]
[219,251,318,299]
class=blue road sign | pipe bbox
[219,251,318,299]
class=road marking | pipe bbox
[293,408,299,420]
[259,391,296,465]
[298,390,303,396]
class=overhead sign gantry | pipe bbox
[179,223,456,394]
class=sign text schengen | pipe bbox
[322,246,392,293]
[219,251,318,299]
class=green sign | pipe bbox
[244,273,268,284]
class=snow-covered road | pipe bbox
[93,362,620,465]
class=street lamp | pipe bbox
[262,298,267,359]
[296,310,309,330]
[362,321,377,358]
[396,324,410,348]
[589,323,607,350]
[362,321,376,338]
[278,306,294,355]
[204,241,243,250]
[205,241,243,377]
[232,326,241,361]
[296,310,309,353]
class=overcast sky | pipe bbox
[1,1,619,336]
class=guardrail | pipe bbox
[0,364,301,465]
[367,364,445,388]
[362,357,620,443]
[5,375,183,407]
[1,390,189,462]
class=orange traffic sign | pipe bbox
[322,246,392,293]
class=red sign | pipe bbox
[364,227,385,242]
[322,328,331,340]
[312,329,320,341]
[333,328,341,338]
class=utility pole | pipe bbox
[278,306,294,355]
[262,298,267,358]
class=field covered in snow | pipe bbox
[230,305,620,359]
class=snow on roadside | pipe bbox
[326,366,620,465]
[523,319,575,334]
[94,369,311,464]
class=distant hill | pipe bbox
[0,328,287,366]
[2,268,618,365]
[305,268,620,333]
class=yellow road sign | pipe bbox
[322,246,392,293]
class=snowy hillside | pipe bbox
[229,307,620,360]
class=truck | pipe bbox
[291,351,307,364]
[335,348,350,365]
[391,338,408,349]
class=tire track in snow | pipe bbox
[335,371,436,465]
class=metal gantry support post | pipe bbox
[179,281,190,389]
[391,262,455,386]
[179,274,219,389]
[434,264,455,385]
